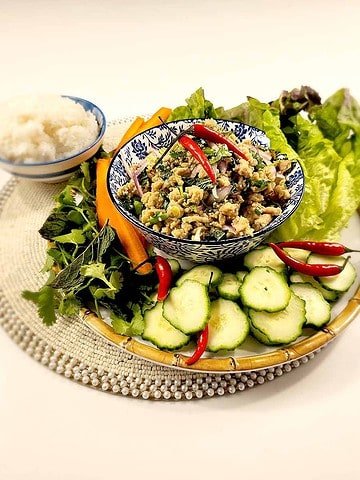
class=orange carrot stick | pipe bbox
[96,157,152,275]
[96,108,172,274]
[138,107,172,133]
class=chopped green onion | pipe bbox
[133,200,143,216]
[149,212,169,224]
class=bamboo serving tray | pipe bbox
[82,284,360,373]
[82,121,360,374]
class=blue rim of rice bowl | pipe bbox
[10,164,81,179]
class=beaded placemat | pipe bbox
[0,119,328,400]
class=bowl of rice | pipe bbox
[0,94,106,182]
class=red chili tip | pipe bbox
[185,325,209,366]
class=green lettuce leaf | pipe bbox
[302,89,360,239]
[305,151,360,240]
[218,88,360,241]
[220,96,298,160]
[168,87,218,121]
[312,89,360,148]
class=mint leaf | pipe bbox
[39,212,70,240]
[51,225,115,291]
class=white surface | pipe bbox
[0,1,360,479]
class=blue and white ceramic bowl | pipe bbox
[0,96,106,183]
[108,119,304,263]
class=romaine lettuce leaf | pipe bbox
[220,96,298,160]
[305,151,360,240]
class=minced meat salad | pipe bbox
[117,120,292,241]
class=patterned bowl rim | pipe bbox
[107,118,305,246]
[0,95,106,167]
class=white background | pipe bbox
[1,1,360,479]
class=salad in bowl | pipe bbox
[108,118,304,262]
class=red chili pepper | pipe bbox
[154,256,172,301]
[178,135,216,185]
[269,243,346,277]
[185,325,209,366]
[275,241,360,256]
[191,124,249,162]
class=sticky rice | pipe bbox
[0,94,99,163]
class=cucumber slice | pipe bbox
[243,246,286,273]
[163,280,210,334]
[290,283,331,328]
[307,254,357,293]
[207,299,249,352]
[176,265,222,287]
[283,248,311,263]
[235,271,247,283]
[249,293,306,345]
[142,303,190,350]
[168,259,180,276]
[289,272,338,301]
[217,273,241,300]
[240,267,291,312]
[250,323,275,346]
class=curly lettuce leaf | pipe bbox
[311,89,360,148]
[217,88,360,241]
[220,96,298,160]
[305,151,360,240]
[304,89,360,239]
[168,87,217,121]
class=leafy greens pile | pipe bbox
[169,86,360,241]
[24,86,360,327]
[23,160,157,328]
